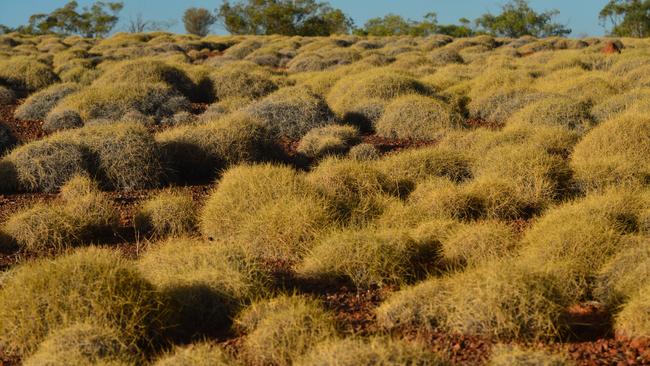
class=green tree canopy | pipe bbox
[475,0,571,37]
[183,7,217,36]
[355,12,474,37]
[600,0,650,37]
[21,1,123,38]
[217,0,353,36]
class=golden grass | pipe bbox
[615,283,650,338]
[153,343,239,366]
[134,190,197,238]
[297,124,360,159]
[488,345,572,366]
[0,56,58,92]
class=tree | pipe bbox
[19,1,122,38]
[217,0,353,36]
[475,0,571,37]
[355,12,473,37]
[183,7,217,36]
[599,0,650,37]
[126,13,176,33]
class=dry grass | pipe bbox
[154,343,239,366]
[15,83,80,120]
[0,247,168,357]
[441,220,517,269]
[296,336,450,366]
[467,87,548,124]
[209,61,278,101]
[348,143,380,161]
[615,283,650,338]
[0,56,58,92]
[488,345,572,366]
[236,295,338,366]
[375,146,472,184]
[0,85,16,105]
[134,190,197,238]
[507,95,593,132]
[297,124,359,159]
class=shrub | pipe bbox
[488,345,571,366]
[296,337,450,366]
[297,124,359,159]
[0,247,168,356]
[138,238,273,338]
[210,62,278,101]
[306,157,409,223]
[245,86,335,139]
[23,323,137,366]
[376,260,570,341]
[594,237,650,309]
[0,85,15,105]
[348,143,380,161]
[5,139,87,192]
[518,188,646,302]
[200,164,333,262]
[442,220,517,269]
[14,83,81,120]
[0,56,58,92]
[156,112,274,182]
[134,190,197,238]
[327,69,432,127]
[236,295,337,366]
[94,59,196,99]
[51,82,188,122]
[56,122,164,190]
[3,176,118,253]
[571,113,650,190]
[375,94,462,140]
[42,109,83,133]
[615,284,650,338]
[507,96,593,132]
[297,227,442,288]
[154,343,239,366]
[375,146,472,184]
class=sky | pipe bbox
[0,0,612,37]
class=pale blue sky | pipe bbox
[0,0,611,36]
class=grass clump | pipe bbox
[591,88,650,123]
[0,85,15,105]
[0,247,168,357]
[14,83,80,120]
[507,96,593,132]
[0,56,58,92]
[236,295,338,366]
[134,190,197,238]
[570,112,650,190]
[157,112,273,182]
[200,164,333,262]
[467,88,547,124]
[375,94,462,140]
[4,139,87,192]
[138,237,273,338]
[245,86,335,139]
[488,345,572,366]
[297,124,359,159]
[296,337,450,366]
[210,62,278,101]
[297,227,442,288]
[375,146,472,184]
[154,343,239,366]
[518,188,646,301]
[348,143,380,161]
[23,323,138,366]
[376,260,570,341]
[42,109,83,132]
[615,283,650,338]
[3,175,118,254]
[442,220,517,269]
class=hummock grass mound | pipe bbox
[50,82,188,122]
[591,88,650,123]
[467,88,547,124]
[375,146,472,184]
[297,227,442,288]
[327,68,433,128]
[441,220,517,269]
[518,188,647,302]
[3,175,118,254]
[14,82,81,121]
[615,283,650,339]
[134,190,197,238]
[375,94,462,140]
[0,247,168,357]
[488,345,572,366]
[210,61,278,101]
[594,236,650,309]
[236,295,338,366]
[571,112,650,190]
[0,85,16,105]
[156,112,273,182]
[296,337,450,366]
[507,95,593,132]
[349,142,380,161]
[93,59,196,99]
[245,86,335,139]
[23,323,138,366]
[138,237,273,339]
[0,56,58,92]
[376,260,570,341]
[154,343,239,366]
[200,164,334,263]
[297,124,360,159]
